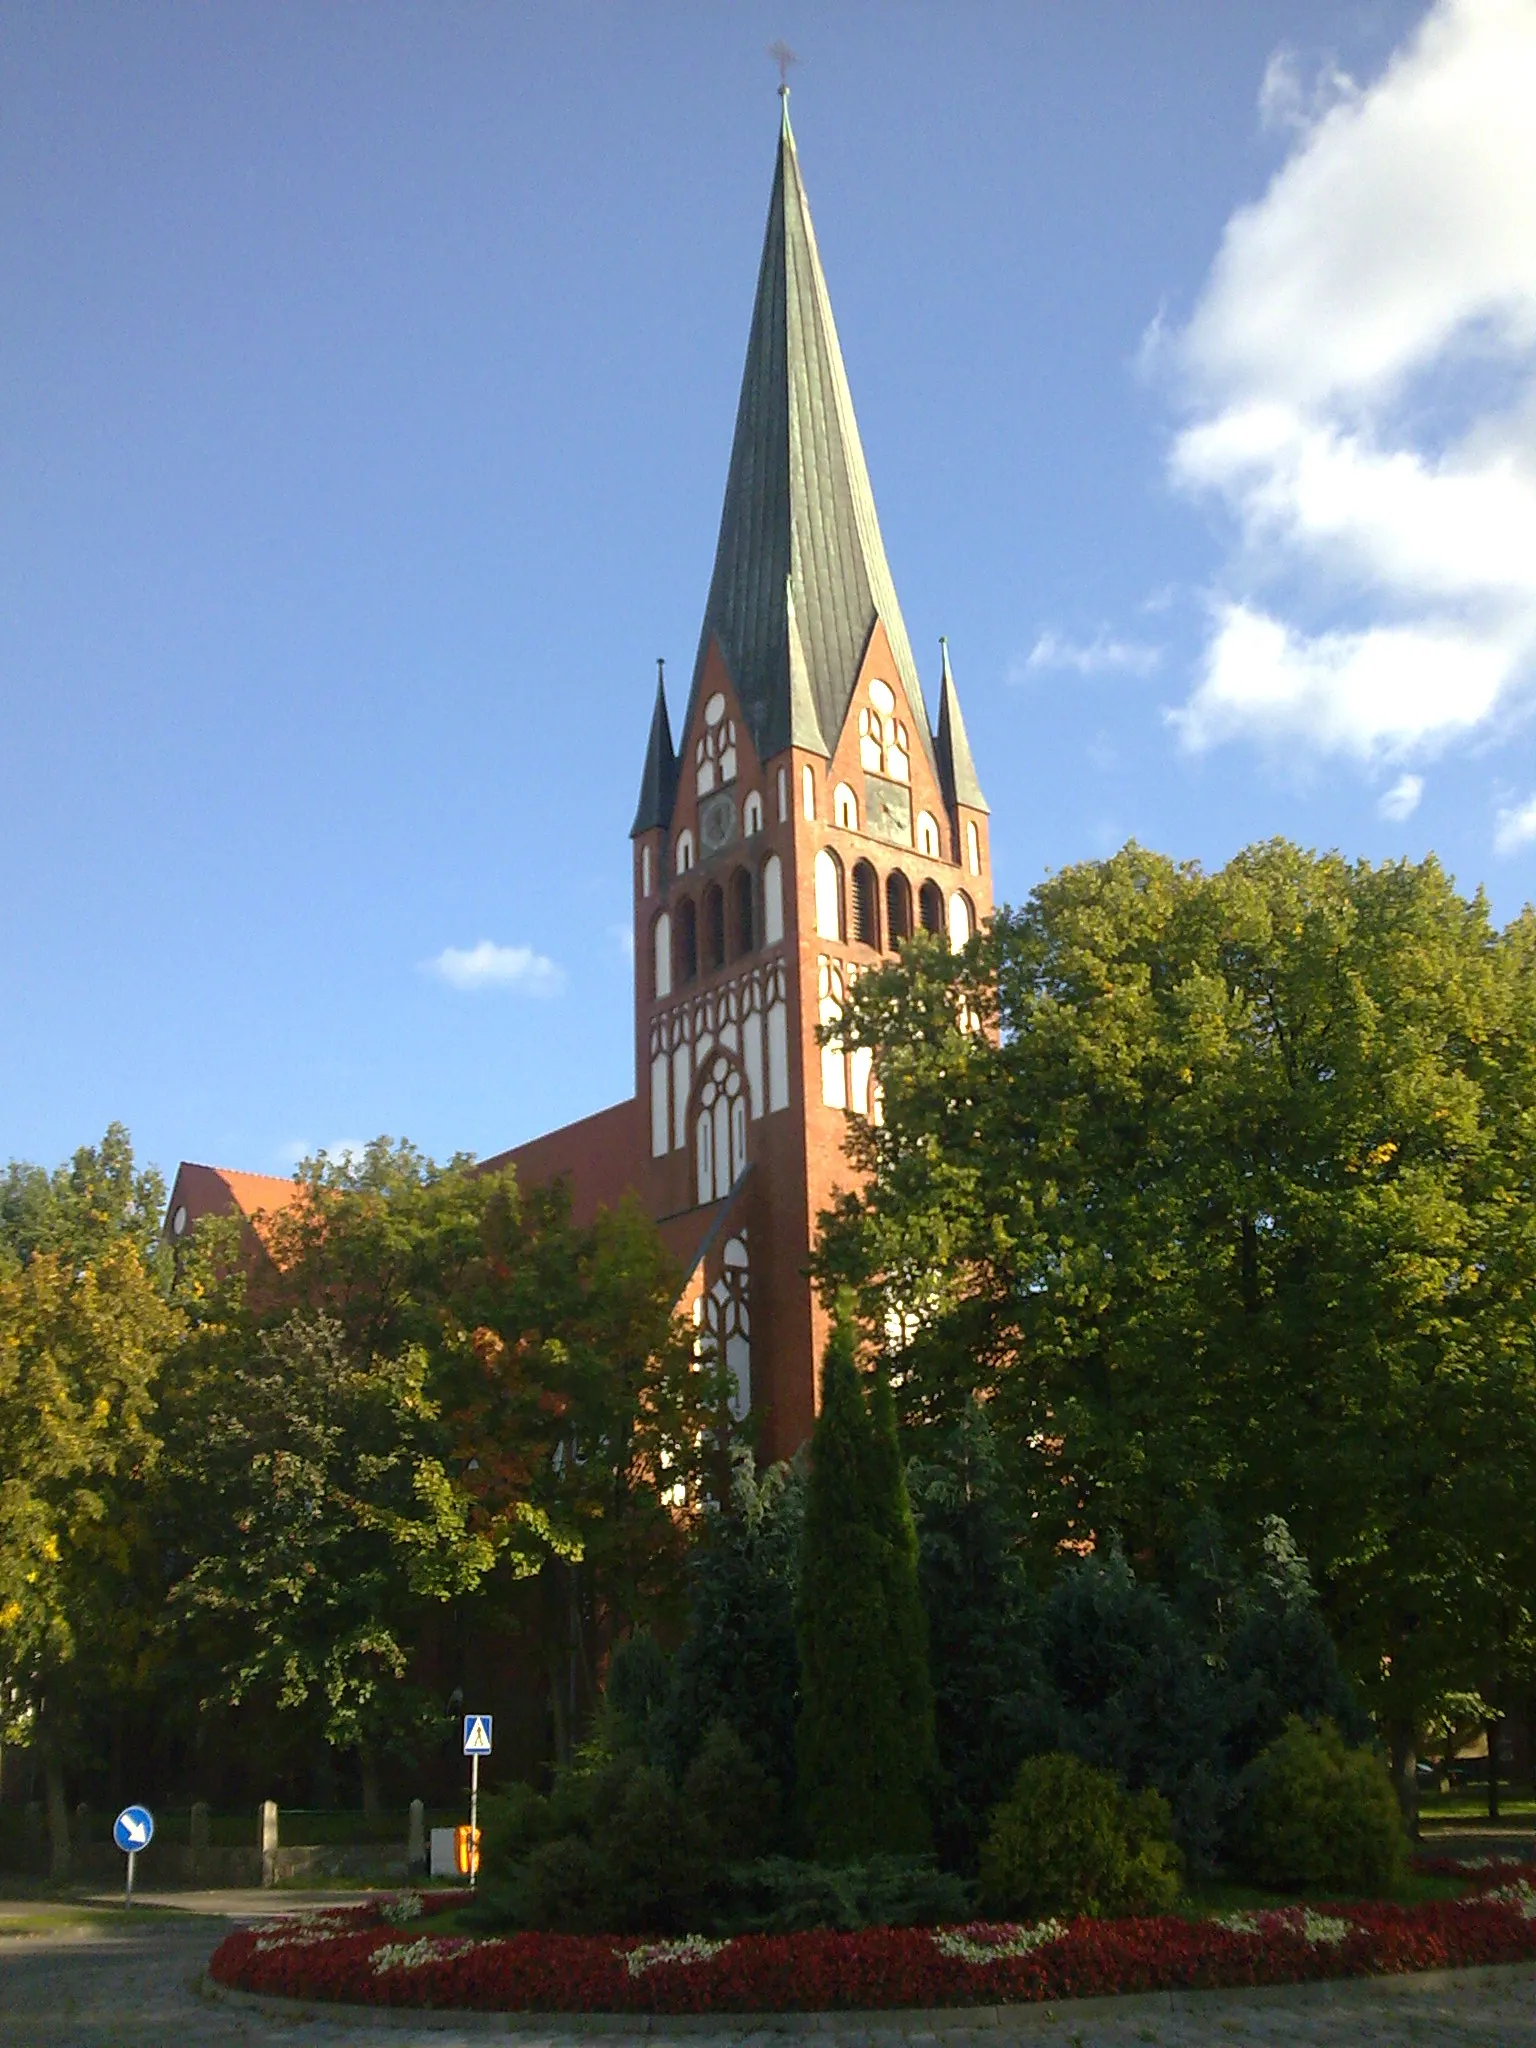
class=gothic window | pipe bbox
[833,782,859,831]
[695,691,738,797]
[858,677,910,783]
[651,911,672,1000]
[777,767,788,822]
[948,890,975,950]
[967,820,981,875]
[886,871,912,946]
[802,764,816,820]
[917,811,941,858]
[640,843,653,897]
[694,1051,748,1205]
[762,852,784,945]
[702,883,726,973]
[814,848,844,941]
[676,897,698,983]
[676,828,695,875]
[919,880,944,934]
[743,789,764,836]
[730,867,754,957]
[703,1234,751,1418]
[851,860,879,949]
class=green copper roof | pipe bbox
[631,663,677,836]
[685,99,935,774]
[936,638,988,814]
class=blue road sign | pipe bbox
[113,1806,154,1853]
[462,1714,493,1756]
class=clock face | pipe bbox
[699,791,738,856]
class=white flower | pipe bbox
[621,1936,731,1977]
[1214,1907,1350,1945]
[932,1920,1066,1964]
[1299,1910,1351,1945]
[1483,1880,1536,1920]
[371,1936,479,1973]
[380,1892,425,1926]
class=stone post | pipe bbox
[190,1800,210,1880]
[259,1799,279,1888]
[407,1797,426,1876]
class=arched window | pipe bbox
[814,848,844,941]
[704,1234,751,1418]
[743,790,763,836]
[762,852,784,944]
[833,782,859,831]
[777,767,788,822]
[851,860,879,948]
[967,820,981,875]
[651,911,672,1000]
[676,897,698,983]
[640,844,653,897]
[917,811,941,859]
[675,829,695,875]
[694,1052,748,1205]
[702,883,726,973]
[948,891,975,951]
[730,868,754,957]
[886,871,912,946]
[802,764,816,820]
[919,880,944,934]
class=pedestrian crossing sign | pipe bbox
[463,1713,493,1756]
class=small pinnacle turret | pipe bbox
[631,660,677,836]
[935,637,988,814]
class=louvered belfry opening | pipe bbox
[677,897,699,982]
[852,861,880,949]
[731,867,755,957]
[702,883,726,973]
[919,880,944,935]
[886,871,912,947]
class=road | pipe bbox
[1,1893,1533,2047]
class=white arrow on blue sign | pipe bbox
[462,1714,493,1756]
[113,1806,154,1852]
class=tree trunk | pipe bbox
[44,1754,71,1881]
[1486,1716,1501,1822]
[358,1745,382,1825]
[1389,1719,1420,1839]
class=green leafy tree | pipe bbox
[818,841,1536,1812]
[795,1305,935,1858]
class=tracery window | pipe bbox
[858,677,911,783]
[703,1234,751,1418]
[696,691,738,796]
[694,1051,748,1205]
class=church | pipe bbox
[166,99,991,1463]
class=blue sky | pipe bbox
[6,0,1536,1184]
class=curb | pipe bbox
[201,1958,1536,2037]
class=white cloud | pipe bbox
[1379,772,1425,821]
[426,940,565,996]
[1166,0,1536,763]
[1024,629,1162,678]
[1495,794,1536,854]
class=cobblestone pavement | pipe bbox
[1,1899,1534,2048]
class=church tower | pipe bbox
[630,99,992,1458]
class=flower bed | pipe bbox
[208,1867,1536,2015]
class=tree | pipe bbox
[818,841,1536,1798]
[795,1304,934,1858]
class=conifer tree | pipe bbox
[795,1302,934,1859]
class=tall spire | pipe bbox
[935,638,988,814]
[687,105,934,772]
[631,659,677,836]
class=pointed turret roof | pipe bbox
[686,97,935,772]
[935,638,988,814]
[631,662,678,836]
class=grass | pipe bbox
[1417,1790,1535,1823]
[0,1902,182,1938]
[1180,1870,1468,1916]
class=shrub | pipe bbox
[979,1753,1182,1918]
[726,1854,970,1932]
[1232,1716,1406,1893]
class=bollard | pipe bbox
[259,1799,279,1888]
[407,1797,426,1876]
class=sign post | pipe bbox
[462,1715,492,1889]
[113,1805,154,1905]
